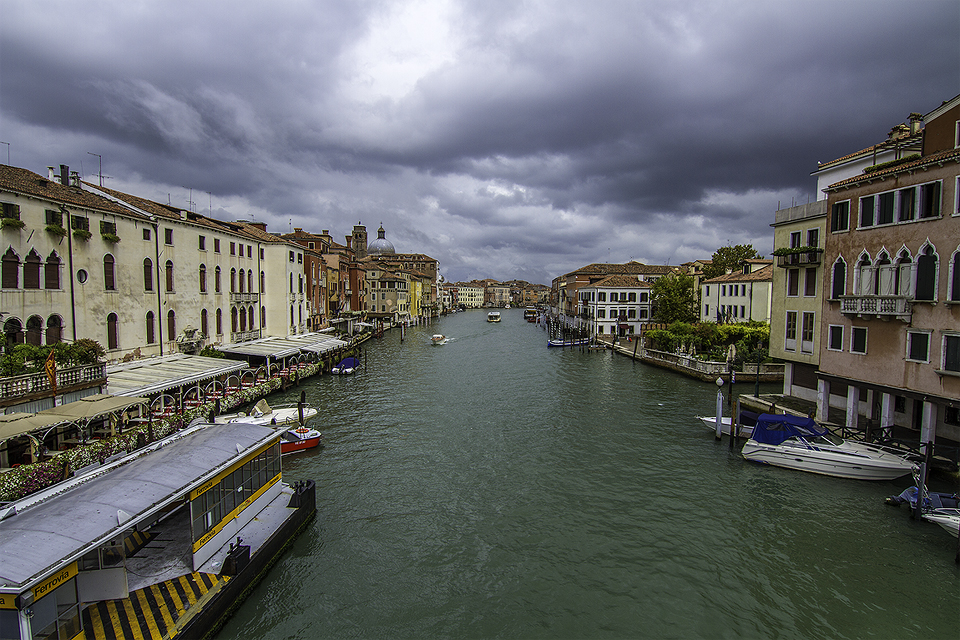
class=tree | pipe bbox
[650,273,698,324]
[702,244,762,279]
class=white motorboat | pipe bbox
[216,399,322,454]
[741,414,916,481]
[216,399,318,427]
[922,509,960,538]
[696,415,754,438]
[487,311,501,322]
[431,334,447,345]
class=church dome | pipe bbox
[368,224,395,255]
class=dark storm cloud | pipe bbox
[1,0,957,282]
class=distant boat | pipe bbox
[487,311,501,322]
[524,307,537,322]
[332,356,361,374]
[431,334,447,345]
[547,337,590,347]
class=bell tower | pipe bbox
[352,223,368,259]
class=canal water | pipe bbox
[217,310,959,639]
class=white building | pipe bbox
[577,274,653,338]
[700,260,774,324]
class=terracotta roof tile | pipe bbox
[0,165,138,217]
[825,147,960,191]
[703,263,774,284]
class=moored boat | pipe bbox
[547,337,590,347]
[487,311,501,322]
[741,413,916,481]
[332,356,361,374]
[280,424,323,454]
[696,410,759,437]
[922,509,960,538]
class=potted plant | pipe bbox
[45,224,68,237]
[0,217,25,230]
[73,228,92,241]
[101,232,121,244]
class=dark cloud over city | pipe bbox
[1,0,957,282]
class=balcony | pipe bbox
[839,295,912,321]
[229,292,258,303]
[775,250,822,268]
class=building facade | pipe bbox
[817,95,960,446]
[768,202,828,403]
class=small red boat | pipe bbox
[280,425,323,454]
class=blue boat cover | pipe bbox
[336,357,361,369]
[749,413,827,446]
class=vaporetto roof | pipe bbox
[0,422,277,591]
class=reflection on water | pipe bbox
[218,310,958,640]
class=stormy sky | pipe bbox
[1,1,957,284]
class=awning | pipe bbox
[218,333,349,359]
[106,354,247,397]
[0,413,71,442]
[37,394,148,421]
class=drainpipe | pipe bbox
[62,206,78,342]
[155,223,163,355]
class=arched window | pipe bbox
[104,254,116,290]
[2,248,20,289]
[143,258,154,291]
[24,250,41,289]
[238,269,245,293]
[230,269,236,293]
[248,305,255,330]
[199,264,207,293]
[260,271,265,292]
[46,315,63,344]
[949,249,960,302]
[260,306,266,329]
[831,258,846,299]
[107,312,119,350]
[165,260,174,292]
[4,317,23,349]
[248,270,253,293]
[895,249,913,297]
[231,307,238,333]
[26,315,43,345]
[45,252,61,289]
[875,251,893,295]
[239,307,247,332]
[146,311,156,344]
[215,266,221,293]
[855,254,873,296]
[201,309,208,337]
[216,308,223,335]
[290,305,294,326]
[167,309,176,339]
[915,244,938,301]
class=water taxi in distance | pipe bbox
[487,311,501,322]
[431,334,447,345]
[524,307,537,322]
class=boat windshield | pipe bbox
[804,433,843,447]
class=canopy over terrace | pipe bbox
[105,354,246,410]
[217,333,350,369]
[0,412,71,444]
